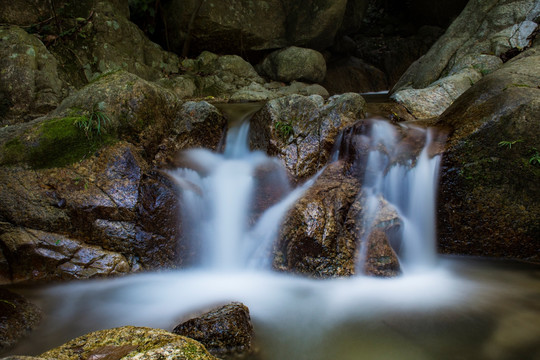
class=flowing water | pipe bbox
[4,104,540,360]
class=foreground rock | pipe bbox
[0,289,42,352]
[38,326,216,360]
[173,302,254,359]
[274,159,401,278]
[437,47,540,262]
[250,93,366,182]
[391,0,540,118]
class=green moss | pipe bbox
[2,116,115,169]
[2,138,25,165]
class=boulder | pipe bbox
[260,46,327,83]
[0,226,130,283]
[274,160,402,278]
[0,26,63,125]
[163,0,348,56]
[322,56,388,95]
[173,302,254,359]
[249,93,366,182]
[39,326,216,360]
[436,47,540,262]
[0,288,42,352]
[154,101,227,167]
[391,0,540,118]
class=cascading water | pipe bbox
[357,120,441,273]
[6,105,539,360]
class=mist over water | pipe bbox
[5,106,540,360]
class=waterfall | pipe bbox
[357,120,441,273]
[169,105,310,270]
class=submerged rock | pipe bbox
[391,0,539,118]
[173,302,254,359]
[0,288,42,352]
[249,93,365,182]
[437,47,540,262]
[39,326,216,360]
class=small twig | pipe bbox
[49,0,62,34]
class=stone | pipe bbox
[39,326,216,360]
[0,227,130,283]
[436,48,540,262]
[0,25,63,125]
[249,93,365,182]
[173,302,254,359]
[154,101,227,167]
[0,288,42,351]
[274,162,362,277]
[322,56,388,95]
[260,46,327,83]
[391,0,540,118]
[163,0,348,56]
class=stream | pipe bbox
[4,103,540,360]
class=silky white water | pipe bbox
[5,108,540,360]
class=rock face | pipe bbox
[173,302,254,359]
[436,47,540,261]
[0,289,42,352]
[391,0,540,118]
[260,47,327,83]
[163,0,351,56]
[39,326,216,360]
[249,93,366,182]
[0,26,63,125]
[322,56,388,94]
[274,117,404,278]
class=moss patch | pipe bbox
[2,116,115,169]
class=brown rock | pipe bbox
[173,302,254,359]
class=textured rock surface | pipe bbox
[0,288,42,352]
[40,326,216,360]
[249,93,365,182]
[0,26,63,125]
[391,0,540,118]
[437,47,540,261]
[173,302,254,359]
[260,46,327,83]
[163,0,349,56]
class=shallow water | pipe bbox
[4,257,540,360]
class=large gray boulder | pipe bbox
[163,0,349,56]
[260,46,327,83]
[437,46,540,262]
[391,0,540,119]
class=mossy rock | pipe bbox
[1,115,114,169]
[40,326,216,360]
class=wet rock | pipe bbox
[0,25,63,125]
[0,288,42,352]
[163,0,348,56]
[0,227,130,283]
[154,101,227,167]
[173,302,254,359]
[436,48,540,262]
[391,0,539,118]
[40,326,216,360]
[322,56,388,95]
[274,162,361,277]
[260,46,327,84]
[249,93,365,182]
